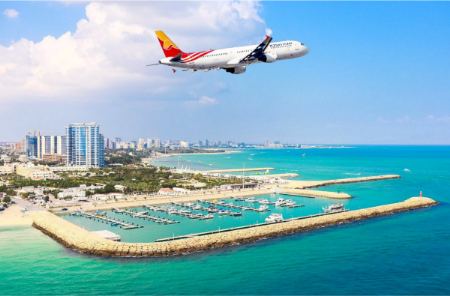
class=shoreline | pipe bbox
[0,205,33,228]
[32,197,438,257]
[48,174,400,213]
[151,149,240,160]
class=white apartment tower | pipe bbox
[66,122,105,167]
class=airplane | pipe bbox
[151,30,309,74]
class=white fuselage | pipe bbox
[159,40,308,70]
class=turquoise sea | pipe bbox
[1,146,450,295]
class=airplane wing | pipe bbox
[240,35,273,63]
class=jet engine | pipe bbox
[258,52,277,63]
[225,66,246,74]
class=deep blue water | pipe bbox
[1,146,450,295]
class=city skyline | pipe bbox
[1,2,450,144]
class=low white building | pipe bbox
[49,166,89,172]
[92,193,125,201]
[16,163,60,180]
[173,187,190,194]
[18,186,45,196]
[58,188,86,199]
[114,184,126,192]
[0,165,14,175]
[0,155,11,163]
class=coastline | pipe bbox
[0,205,33,228]
[48,175,400,212]
[152,149,240,159]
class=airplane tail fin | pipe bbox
[155,30,183,58]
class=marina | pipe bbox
[32,196,438,257]
[144,204,214,220]
[62,192,318,242]
[58,173,417,243]
[112,208,179,224]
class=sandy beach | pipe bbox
[0,205,33,228]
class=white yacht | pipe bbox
[265,213,284,223]
[323,203,345,214]
[275,198,286,207]
[283,200,296,207]
[257,205,269,212]
[204,214,214,219]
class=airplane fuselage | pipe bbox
[159,40,308,71]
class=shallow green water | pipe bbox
[1,146,450,295]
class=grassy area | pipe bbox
[6,166,243,194]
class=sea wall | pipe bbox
[32,196,436,257]
[280,189,351,199]
[284,174,401,189]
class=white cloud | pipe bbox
[0,1,264,103]
[3,9,19,19]
[185,95,219,107]
[426,114,450,124]
[197,95,219,105]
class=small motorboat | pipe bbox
[323,203,345,214]
[265,213,284,223]
[257,205,269,212]
[275,198,286,207]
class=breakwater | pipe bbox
[280,189,351,199]
[204,167,274,174]
[284,174,401,189]
[32,196,437,257]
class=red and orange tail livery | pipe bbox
[155,30,183,58]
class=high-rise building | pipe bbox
[66,123,105,168]
[36,134,66,159]
[25,135,38,158]
[25,133,66,160]
[137,138,146,151]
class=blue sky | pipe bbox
[1,1,450,144]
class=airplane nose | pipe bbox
[302,46,309,55]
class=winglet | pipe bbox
[155,30,183,58]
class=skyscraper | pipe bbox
[36,134,67,160]
[25,133,66,160]
[25,135,38,158]
[66,123,105,168]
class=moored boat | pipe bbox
[265,213,284,223]
[323,203,345,214]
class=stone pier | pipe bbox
[32,196,437,257]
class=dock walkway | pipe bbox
[75,212,141,230]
